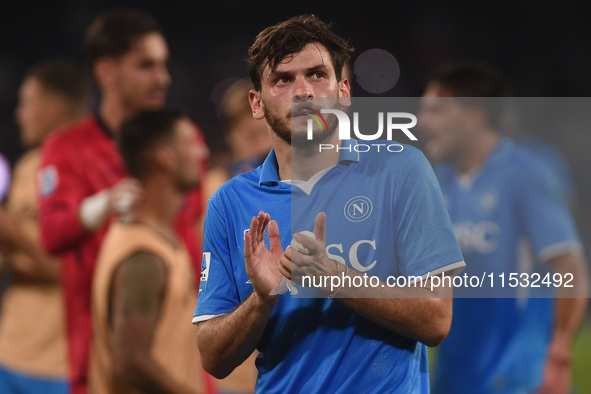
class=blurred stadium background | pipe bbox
[1,0,590,391]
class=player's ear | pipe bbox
[339,77,352,108]
[154,146,176,172]
[93,58,115,90]
[47,97,68,126]
[249,89,265,120]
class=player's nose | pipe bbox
[292,76,313,99]
[156,64,171,88]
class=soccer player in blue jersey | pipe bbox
[193,15,465,393]
[418,62,589,394]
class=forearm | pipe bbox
[39,203,87,253]
[551,298,588,350]
[550,252,590,348]
[325,270,453,346]
[0,210,59,282]
[10,254,60,283]
[196,291,278,378]
[0,209,36,252]
[285,215,454,346]
[337,296,451,347]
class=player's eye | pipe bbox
[276,77,291,85]
[139,60,155,70]
[311,72,324,79]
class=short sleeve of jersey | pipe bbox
[393,148,464,277]
[193,196,240,321]
[517,158,581,261]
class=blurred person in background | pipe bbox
[0,59,90,394]
[418,61,589,394]
[203,79,272,201]
[38,9,211,394]
[90,108,208,394]
[506,114,578,213]
[200,79,266,394]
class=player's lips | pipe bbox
[292,107,323,117]
[149,88,167,98]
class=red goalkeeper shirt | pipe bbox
[39,114,210,394]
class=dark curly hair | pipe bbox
[247,15,354,91]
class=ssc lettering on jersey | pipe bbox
[203,237,379,290]
[326,239,377,272]
[452,221,500,254]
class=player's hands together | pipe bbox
[244,211,284,302]
[279,212,337,289]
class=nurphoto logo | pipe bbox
[306,108,418,153]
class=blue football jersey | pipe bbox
[195,139,464,393]
[517,133,576,202]
[432,138,582,394]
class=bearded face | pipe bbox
[264,96,341,147]
[252,43,351,148]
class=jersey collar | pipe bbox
[259,139,359,186]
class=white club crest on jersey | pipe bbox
[344,196,373,222]
[480,192,498,211]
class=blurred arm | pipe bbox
[39,143,89,253]
[0,205,59,282]
[539,251,589,394]
[39,141,142,253]
[547,251,589,352]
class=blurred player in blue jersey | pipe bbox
[193,15,465,393]
[418,62,589,394]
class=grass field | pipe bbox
[572,320,591,393]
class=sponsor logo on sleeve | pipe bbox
[199,252,211,293]
[39,165,58,198]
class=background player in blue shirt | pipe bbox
[193,15,465,393]
[418,62,589,394]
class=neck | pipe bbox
[272,131,341,181]
[134,175,183,236]
[454,129,501,174]
[47,115,83,137]
[99,94,133,134]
